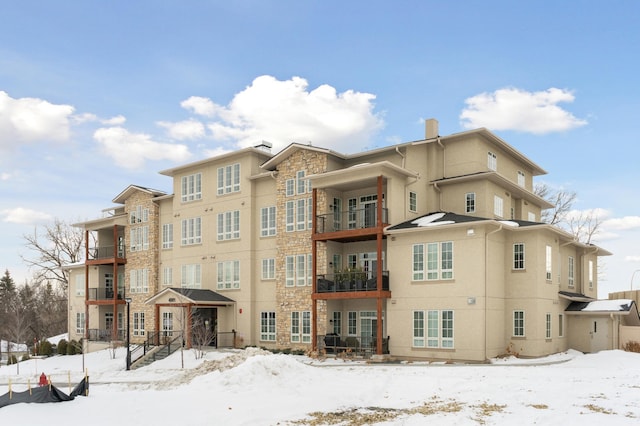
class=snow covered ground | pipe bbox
[1,346,639,425]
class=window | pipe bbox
[302,311,311,343]
[413,310,454,348]
[130,205,149,224]
[545,313,552,339]
[162,312,173,337]
[517,171,525,187]
[589,260,594,289]
[290,311,311,343]
[413,241,454,281]
[285,201,295,232]
[285,254,312,287]
[181,217,202,245]
[217,260,240,290]
[308,197,313,230]
[75,274,85,297]
[130,226,149,251]
[488,152,497,171]
[513,243,525,270]
[130,269,149,294]
[347,311,357,335]
[545,245,552,281]
[162,223,173,249]
[76,312,85,335]
[217,211,240,240]
[412,244,424,280]
[296,170,306,194]
[297,199,306,231]
[347,198,357,229]
[558,314,564,337]
[568,256,575,287]
[285,179,294,196]
[494,195,504,217]
[332,311,342,335]
[261,312,276,341]
[409,191,417,212]
[262,258,275,280]
[260,206,276,237]
[181,173,202,202]
[162,267,173,286]
[133,312,145,336]
[217,163,240,195]
[528,212,536,222]
[181,264,201,289]
[465,192,475,213]
[513,311,525,337]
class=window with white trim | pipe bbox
[517,170,525,187]
[296,199,306,231]
[494,195,504,218]
[260,206,276,237]
[130,205,149,224]
[291,311,311,343]
[217,260,240,290]
[130,226,149,252]
[162,312,173,337]
[162,267,173,286]
[181,217,202,245]
[76,312,85,334]
[217,163,240,195]
[286,200,294,232]
[181,264,201,289]
[130,269,149,294]
[181,173,202,202]
[589,260,594,289]
[513,243,525,270]
[409,191,417,212]
[488,151,497,171]
[296,170,306,194]
[545,313,552,339]
[413,309,454,348]
[545,245,552,281]
[513,310,525,337]
[75,274,85,297]
[133,312,145,336]
[285,254,312,287]
[465,192,475,213]
[528,212,536,222]
[217,211,240,240]
[261,311,276,341]
[332,311,342,335]
[285,179,294,196]
[347,311,357,335]
[262,258,275,280]
[162,223,173,249]
[413,242,453,280]
[568,256,575,287]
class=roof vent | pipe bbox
[255,140,272,153]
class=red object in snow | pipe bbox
[39,372,47,387]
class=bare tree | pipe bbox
[21,218,85,292]
[191,317,216,360]
[567,208,604,245]
[535,182,577,225]
[5,293,31,374]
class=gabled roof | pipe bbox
[145,288,235,306]
[559,291,595,302]
[565,299,640,325]
[112,185,167,204]
[260,143,343,171]
[159,146,272,176]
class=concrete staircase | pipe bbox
[131,340,183,370]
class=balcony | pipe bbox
[87,329,125,342]
[88,245,126,261]
[316,271,389,293]
[315,207,388,234]
[88,288,125,301]
[318,334,390,357]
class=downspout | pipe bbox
[433,182,442,211]
[436,137,444,178]
[485,224,503,360]
[395,146,405,168]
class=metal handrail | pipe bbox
[316,207,389,233]
[316,271,389,293]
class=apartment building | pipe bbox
[67,119,620,361]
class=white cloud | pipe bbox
[603,216,640,231]
[157,119,205,140]
[93,127,192,169]
[1,207,53,224]
[181,96,218,117]
[72,113,126,126]
[0,91,75,153]
[188,75,384,153]
[1,172,10,181]
[460,87,588,134]
[625,255,640,262]
[102,115,126,126]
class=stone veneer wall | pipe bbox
[275,149,328,349]
[124,191,160,344]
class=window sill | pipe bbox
[412,279,455,284]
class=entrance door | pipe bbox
[105,313,114,340]
[590,318,608,353]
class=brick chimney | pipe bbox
[425,118,439,140]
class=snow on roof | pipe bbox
[411,212,446,226]
[498,220,520,227]
[581,299,633,312]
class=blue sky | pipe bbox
[1,1,639,297]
